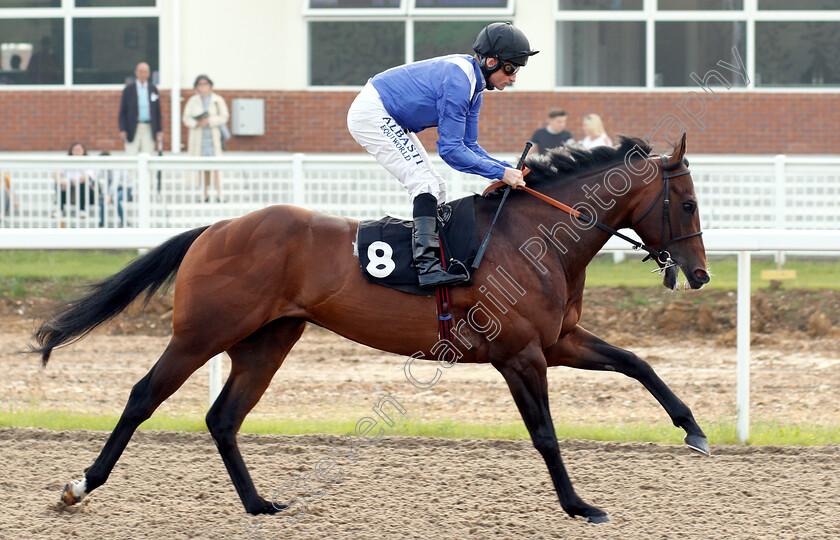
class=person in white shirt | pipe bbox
[53,142,95,219]
[580,113,613,149]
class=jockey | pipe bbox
[347,22,538,289]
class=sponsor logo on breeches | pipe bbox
[380,117,423,165]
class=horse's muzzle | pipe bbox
[683,267,711,290]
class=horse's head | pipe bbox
[630,134,710,290]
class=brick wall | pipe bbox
[1,89,838,155]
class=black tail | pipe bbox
[32,226,210,366]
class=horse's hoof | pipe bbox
[247,499,283,515]
[61,478,88,506]
[685,434,711,456]
[584,509,610,524]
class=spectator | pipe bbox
[580,113,613,149]
[529,110,574,155]
[118,62,163,155]
[97,151,133,227]
[53,142,95,219]
[2,171,18,219]
[182,74,229,202]
[26,36,62,84]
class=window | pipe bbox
[658,0,743,9]
[309,0,400,8]
[309,21,404,86]
[0,19,63,85]
[306,0,512,86]
[414,20,494,61]
[553,0,838,88]
[556,21,645,86]
[0,1,159,86]
[73,17,158,84]
[655,21,746,86]
[759,0,839,9]
[416,0,507,6]
[558,0,642,9]
[0,1,60,7]
[76,0,155,6]
[756,22,840,86]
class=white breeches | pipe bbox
[347,82,446,205]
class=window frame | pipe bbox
[551,0,840,92]
[304,0,514,89]
[0,0,160,90]
[302,0,515,18]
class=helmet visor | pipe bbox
[504,54,532,67]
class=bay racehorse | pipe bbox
[34,134,710,524]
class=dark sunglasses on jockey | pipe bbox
[500,61,521,76]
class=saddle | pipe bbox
[356,195,479,296]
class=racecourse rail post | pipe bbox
[292,153,305,208]
[774,155,786,266]
[736,251,751,444]
[209,354,223,405]
[137,152,151,228]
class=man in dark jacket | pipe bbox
[118,62,162,154]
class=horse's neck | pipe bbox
[531,164,654,274]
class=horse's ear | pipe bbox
[665,133,687,168]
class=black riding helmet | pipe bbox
[473,22,538,87]
[473,22,538,66]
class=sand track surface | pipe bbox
[1,428,838,539]
[2,286,839,538]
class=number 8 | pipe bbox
[366,241,396,278]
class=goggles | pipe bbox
[501,61,521,76]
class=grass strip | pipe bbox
[1,410,837,447]
[1,251,840,296]
[0,250,137,279]
[584,254,840,291]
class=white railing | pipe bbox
[1,153,840,230]
[690,155,840,230]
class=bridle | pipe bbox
[628,155,703,272]
[483,154,703,273]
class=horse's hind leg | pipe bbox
[205,318,306,515]
[545,325,709,455]
[494,342,609,524]
[61,338,212,506]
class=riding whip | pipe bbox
[471,141,532,270]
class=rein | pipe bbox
[482,156,702,270]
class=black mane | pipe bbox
[523,136,654,187]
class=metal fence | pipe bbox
[1,153,839,230]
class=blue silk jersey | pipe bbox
[370,54,509,180]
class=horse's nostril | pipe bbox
[694,269,710,283]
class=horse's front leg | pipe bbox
[494,343,609,523]
[545,325,710,456]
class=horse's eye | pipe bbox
[682,201,696,214]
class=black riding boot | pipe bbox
[412,193,469,289]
